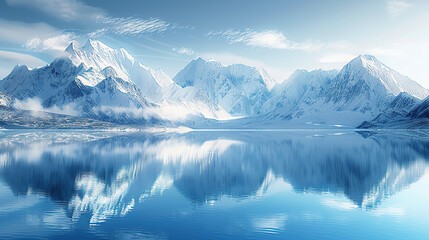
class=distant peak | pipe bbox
[12,64,29,72]
[194,57,220,63]
[292,69,310,75]
[193,57,209,64]
[192,57,222,67]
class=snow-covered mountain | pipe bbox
[260,69,338,115]
[325,55,428,113]
[63,41,233,122]
[0,56,154,123]
[408,96,429,119]
[357,96,429,129]
[64,40,235,122]
[66,40,175,103]
[1,38,428,129]
[158,86,231,121]
[173,57,276,116]
[357,92,421,128]
[250,55,429,127]
[0,40,231,124]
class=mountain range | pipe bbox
[0,39,428,129]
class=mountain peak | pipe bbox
[192,57,223,68]
[12,64,30,72]
[358,54,378,61]
[65,41,79,53]
[330,54,429,111]
[82,39,111,52]
[347,54,381,68]
[194,57,206,62]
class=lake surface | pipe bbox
[0,130,428,239]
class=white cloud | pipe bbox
[5,0,105,22]
[24,33,76,53]
[208,29,323,51]
[0,50,46,66]
[368,47,402,56]
[13,97,79,116]
[172,47,194,56]
[319,53,356,64]
[387,0,413,17]
[97,17,174,36]
[0,18,58,44]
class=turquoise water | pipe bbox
[0,130,428,239]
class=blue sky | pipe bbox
[0,0,428,87]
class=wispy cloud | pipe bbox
[5,0,105,22]
[208,29,289,49]
[207,29,323,51]
[5,0,186,54]
[387,0,413,17]
[94,17,176,37]
[172,47,194,56]
[24,33,76,53]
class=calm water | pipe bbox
[0,130,429,239]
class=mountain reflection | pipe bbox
[0,130,428,224]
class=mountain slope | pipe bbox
[173,57,276,116]
[408,96,429,119]
[357,92,421,128]
[261,69,338,115]
[324,55,428,114]
[0,91,11,109]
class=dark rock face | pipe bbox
[408,97,429,119]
